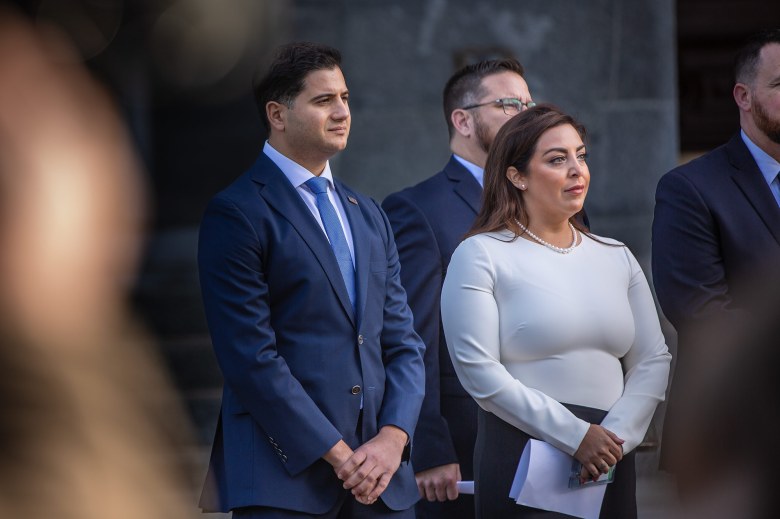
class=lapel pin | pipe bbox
[347,196,358,205]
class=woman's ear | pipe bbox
[506,166,528,191]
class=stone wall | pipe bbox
[293,0,678,262]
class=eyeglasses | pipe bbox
[461,97,537,115]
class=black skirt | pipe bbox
[473,404,636,519]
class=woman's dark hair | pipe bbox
[253,41,342,131]
[467,104,592,240]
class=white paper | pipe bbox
[509,439,607,519]
[456,480,474,495]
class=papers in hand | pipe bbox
[456,480,474,495]
[509,439,607,519]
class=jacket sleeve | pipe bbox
[382,192,459,472]
[198,195,342,476]
[372,199,427,439]
[600,249,671,453]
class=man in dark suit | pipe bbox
[382,59,533,519]
[197,42,425,518]
[652,29,780,472]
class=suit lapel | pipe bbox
[726,135,780,245]
[445,156,482,215]
[250,155,356,325]
[335,183,368,328]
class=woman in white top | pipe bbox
[441,105,671,518]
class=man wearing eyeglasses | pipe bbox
[381,59,532,519]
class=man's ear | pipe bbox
[451,109,473,138]
[266,101,286,132]
[506,166,527,190]
[733,82,752,112]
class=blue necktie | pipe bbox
[773,171,780,207]
[305,177,356,309]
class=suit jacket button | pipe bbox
[357,335,364,345]
[351,385,361,395]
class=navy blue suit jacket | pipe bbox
[653,133,780,330]
[198,152,425,514]
[382,157,481,481]
[652,133,780,468]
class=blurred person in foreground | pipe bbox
[652,28,780,474]
[440,105,671,518]
[382,58,535,518]
[663,271,780,519]
[0,7,191,519]
[197,41,425,518]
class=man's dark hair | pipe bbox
[734,28,780,85]
[442,58,525,139]
[253,41,342,131]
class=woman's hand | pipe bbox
[574,424,624,481]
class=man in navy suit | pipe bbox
[652,29,780,472]
[382,59,533,519]
[198,42,425,518]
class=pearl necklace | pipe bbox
[515,220,579,254]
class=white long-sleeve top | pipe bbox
[441,230,671,456]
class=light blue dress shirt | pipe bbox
[263,141,356,265]
[453,154,485,188]
[741,130,780,207]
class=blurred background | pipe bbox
[2,1,779,517]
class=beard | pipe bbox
[473,113,493,154]
[752,96,780,144]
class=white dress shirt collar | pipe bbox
[263,140,336,189]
